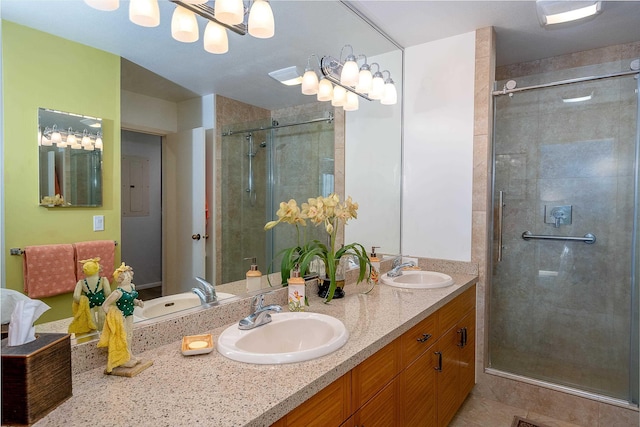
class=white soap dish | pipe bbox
[181,334,214,356]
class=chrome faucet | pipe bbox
[387,258,416,278]
[192,276,217,304]
[238,293,282,330]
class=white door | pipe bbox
[164,128,206,295]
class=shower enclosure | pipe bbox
[220,111,335,284]
[489,59,639,405]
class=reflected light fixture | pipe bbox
[317,78,334,102]
[81,130,93,147]
[301,55,320,95]
[248,0,275,38]
[562,92,593,103]
[332,85,347,107]
[51,125,62,145]
[129,0,160,27]
[381,71,397,105]
[536,1,602,26]
[172,5,199,42]
[85,0,275,55]
[369,63,385,100]
[84,0,119,11]
[355,55,372,94]
[66,128,78,146]
[343,91,359,111]
[204,21,229,54]
[339,45,359,87]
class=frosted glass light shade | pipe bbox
[343,91,359,111]
[301,70,319,95]
[369,76,385,100]
[204,22,229,54]
[66,132,77,146]
[71,143,83,150]
[248,0,275,39]
[332,85,347,107]
[356,68,372,94]
[317,79,333,102]
[340,59,359,87]
[95,136,103,150]
[172,6,199,43]
[84,0,119,11]
[381,82,397,105]
[129,0,160,27]
[82,135,92,147]
[51,128,62,145]
[41,136,53,146]
[214,0,244,26]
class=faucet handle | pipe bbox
[252,293,265,312]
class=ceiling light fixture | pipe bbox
[268,66,303,86]
[536,1,602,26]
[84,0,275,54]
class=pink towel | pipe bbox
[73,240,116,280]
[23,244,77,298]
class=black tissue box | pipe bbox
[2,333,72,425]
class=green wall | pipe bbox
[2,21,121,323]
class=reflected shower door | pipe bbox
[489,73,639,402]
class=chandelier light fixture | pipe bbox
[84,0,275,54]
[298,45,398,111]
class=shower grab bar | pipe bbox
[497,191,504,262]
[521,231,596,244]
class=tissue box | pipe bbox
[2,333,72,425]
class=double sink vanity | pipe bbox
[33,261,477,427]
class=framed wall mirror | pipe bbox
[38,108,103,207]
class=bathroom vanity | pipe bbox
[30,270,477,427]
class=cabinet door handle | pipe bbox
[462,327,468,347]
[434,351,442,372]
[457,328,464,347]
[417,333,432,343]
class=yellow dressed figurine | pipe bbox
[98,263,144,373]
[68,257,111,334]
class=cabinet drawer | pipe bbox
[352,338,401,409]
[285,372,351,427]
[439,285,475,333]
[401,312,438,368]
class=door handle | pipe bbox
[417,333,432,343]
[434,351,442,372]
[457,328,464,347]
[192,234,201,240]
[497,190,505,262]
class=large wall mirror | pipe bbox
[4,0,402,330]
[38,108,103,207]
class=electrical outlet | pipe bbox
[93,215,104,231]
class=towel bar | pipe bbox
[10,241,118,255]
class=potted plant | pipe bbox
[265,194,372,302]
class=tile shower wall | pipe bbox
[216,98,342,284]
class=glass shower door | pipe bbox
[489,72,639,402]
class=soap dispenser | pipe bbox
[370,246,381,284]
[287,265,305,312]
[244,257,262,292]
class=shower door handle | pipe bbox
[497,190,505,262]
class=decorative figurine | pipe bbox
[68,257,111,334]
[98,262,145,374]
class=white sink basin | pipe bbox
[134,291,235,320]
[381,270,454,289]
[217,312,349,364]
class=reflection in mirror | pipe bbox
[38,108,103,207]
[10,1,403,333]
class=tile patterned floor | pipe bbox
[450,394,597,427]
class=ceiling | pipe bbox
[2,1,640,109]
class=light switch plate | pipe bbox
[93,215,104,231]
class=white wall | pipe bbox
[121,90,177,134]
[345,50,403,256]
[402,31,476,261]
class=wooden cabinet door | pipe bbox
[399,350,437,427]
[352,338,401,409]
[286,372,351,427]
[435,328,461,427]
[458,309,476,401]
[353,378,399,427]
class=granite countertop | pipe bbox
[33,274,477,427]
